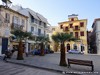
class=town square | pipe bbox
[0,0,100,75]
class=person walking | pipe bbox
[3,45,14,62]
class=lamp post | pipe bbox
[2,0,12,7]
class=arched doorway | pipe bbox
[73,44,77,50]
[81,45,84,52]
[67,43,70,52]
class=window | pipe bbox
[38,29,41,35]
[65,27,68,31]
[5,13,10,23]
[22,19,25,26]
[70,23,73,28]
[80,22,84,27]
[71,18,74,21]
[35,19,37,24]
[80,31,84,36]
[17,18,20,25]
[39,21,41,25]
[31,15,34,22]
[31,27,34,32]
[12,16,19,24]
[75,26,78,29]
[60,25,63,29]
[44,31,46,36]
[70,32,73,35]
[73,44,77,50]
[44,22,46,27]
[75,32,78,38]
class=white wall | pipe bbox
[96,21,100,54]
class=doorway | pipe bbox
[2,38,8,54]
[67,43,70,52]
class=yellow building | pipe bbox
[52,14,88,54]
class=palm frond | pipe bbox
[11,29,32,40]
[52,32,77,43]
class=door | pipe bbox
[28,43,30,52]
[67,43,70,52]
[75,32,78,38]
[2,38,8,54]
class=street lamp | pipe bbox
[2,0,12,7]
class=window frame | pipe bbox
[80,22,84,27]
[80,31,84,36]
[70,23,73,28]
[5,13,10,23]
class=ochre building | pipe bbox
[53,14,88,54]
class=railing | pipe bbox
[11,23,24,30]
[73,26,80,30]
[64,28,69,31]
[31,31,45,36]
[31,22,47,28]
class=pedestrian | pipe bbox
[3,45,14,62]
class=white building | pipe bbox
[11,5,50,51]
[91,18,100,54]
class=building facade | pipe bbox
[0,5,28,55]
[52,14,88,54]
[87,30,92,53]
[46,26,62,52]
[90,18,100,54]
[11,5,49,51]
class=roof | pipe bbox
[26,8,40,20]
[26,8,48,24]
[92,18,100,28]
[58,19,87,24]
[0,5,28,18]
[11,5,49,24]
[36,13,48,23]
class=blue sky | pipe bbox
[0,0,100,30]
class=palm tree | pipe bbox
[52,32,77,66]
[36,36,49,56]
[11,29,32,60]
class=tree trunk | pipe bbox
[40,42,45,56]
[17,40,24,60]
[59,42,67,66]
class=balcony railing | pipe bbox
[73,26,80,30]
[32,31,46,36]
[11,23,24,30]
[31,22,47,28]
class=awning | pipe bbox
[63,24,69,27]
[11,42,19,45]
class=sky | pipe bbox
[0,0,100,30]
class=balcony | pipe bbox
[4,19,10,23]
[31,22,46,28]
[11,23,24,30]
[73,26,80,30]
[64,27,69,31]
[31,32,45,36]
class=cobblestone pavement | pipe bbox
[0,61,64,75]
[5,52,100,75]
